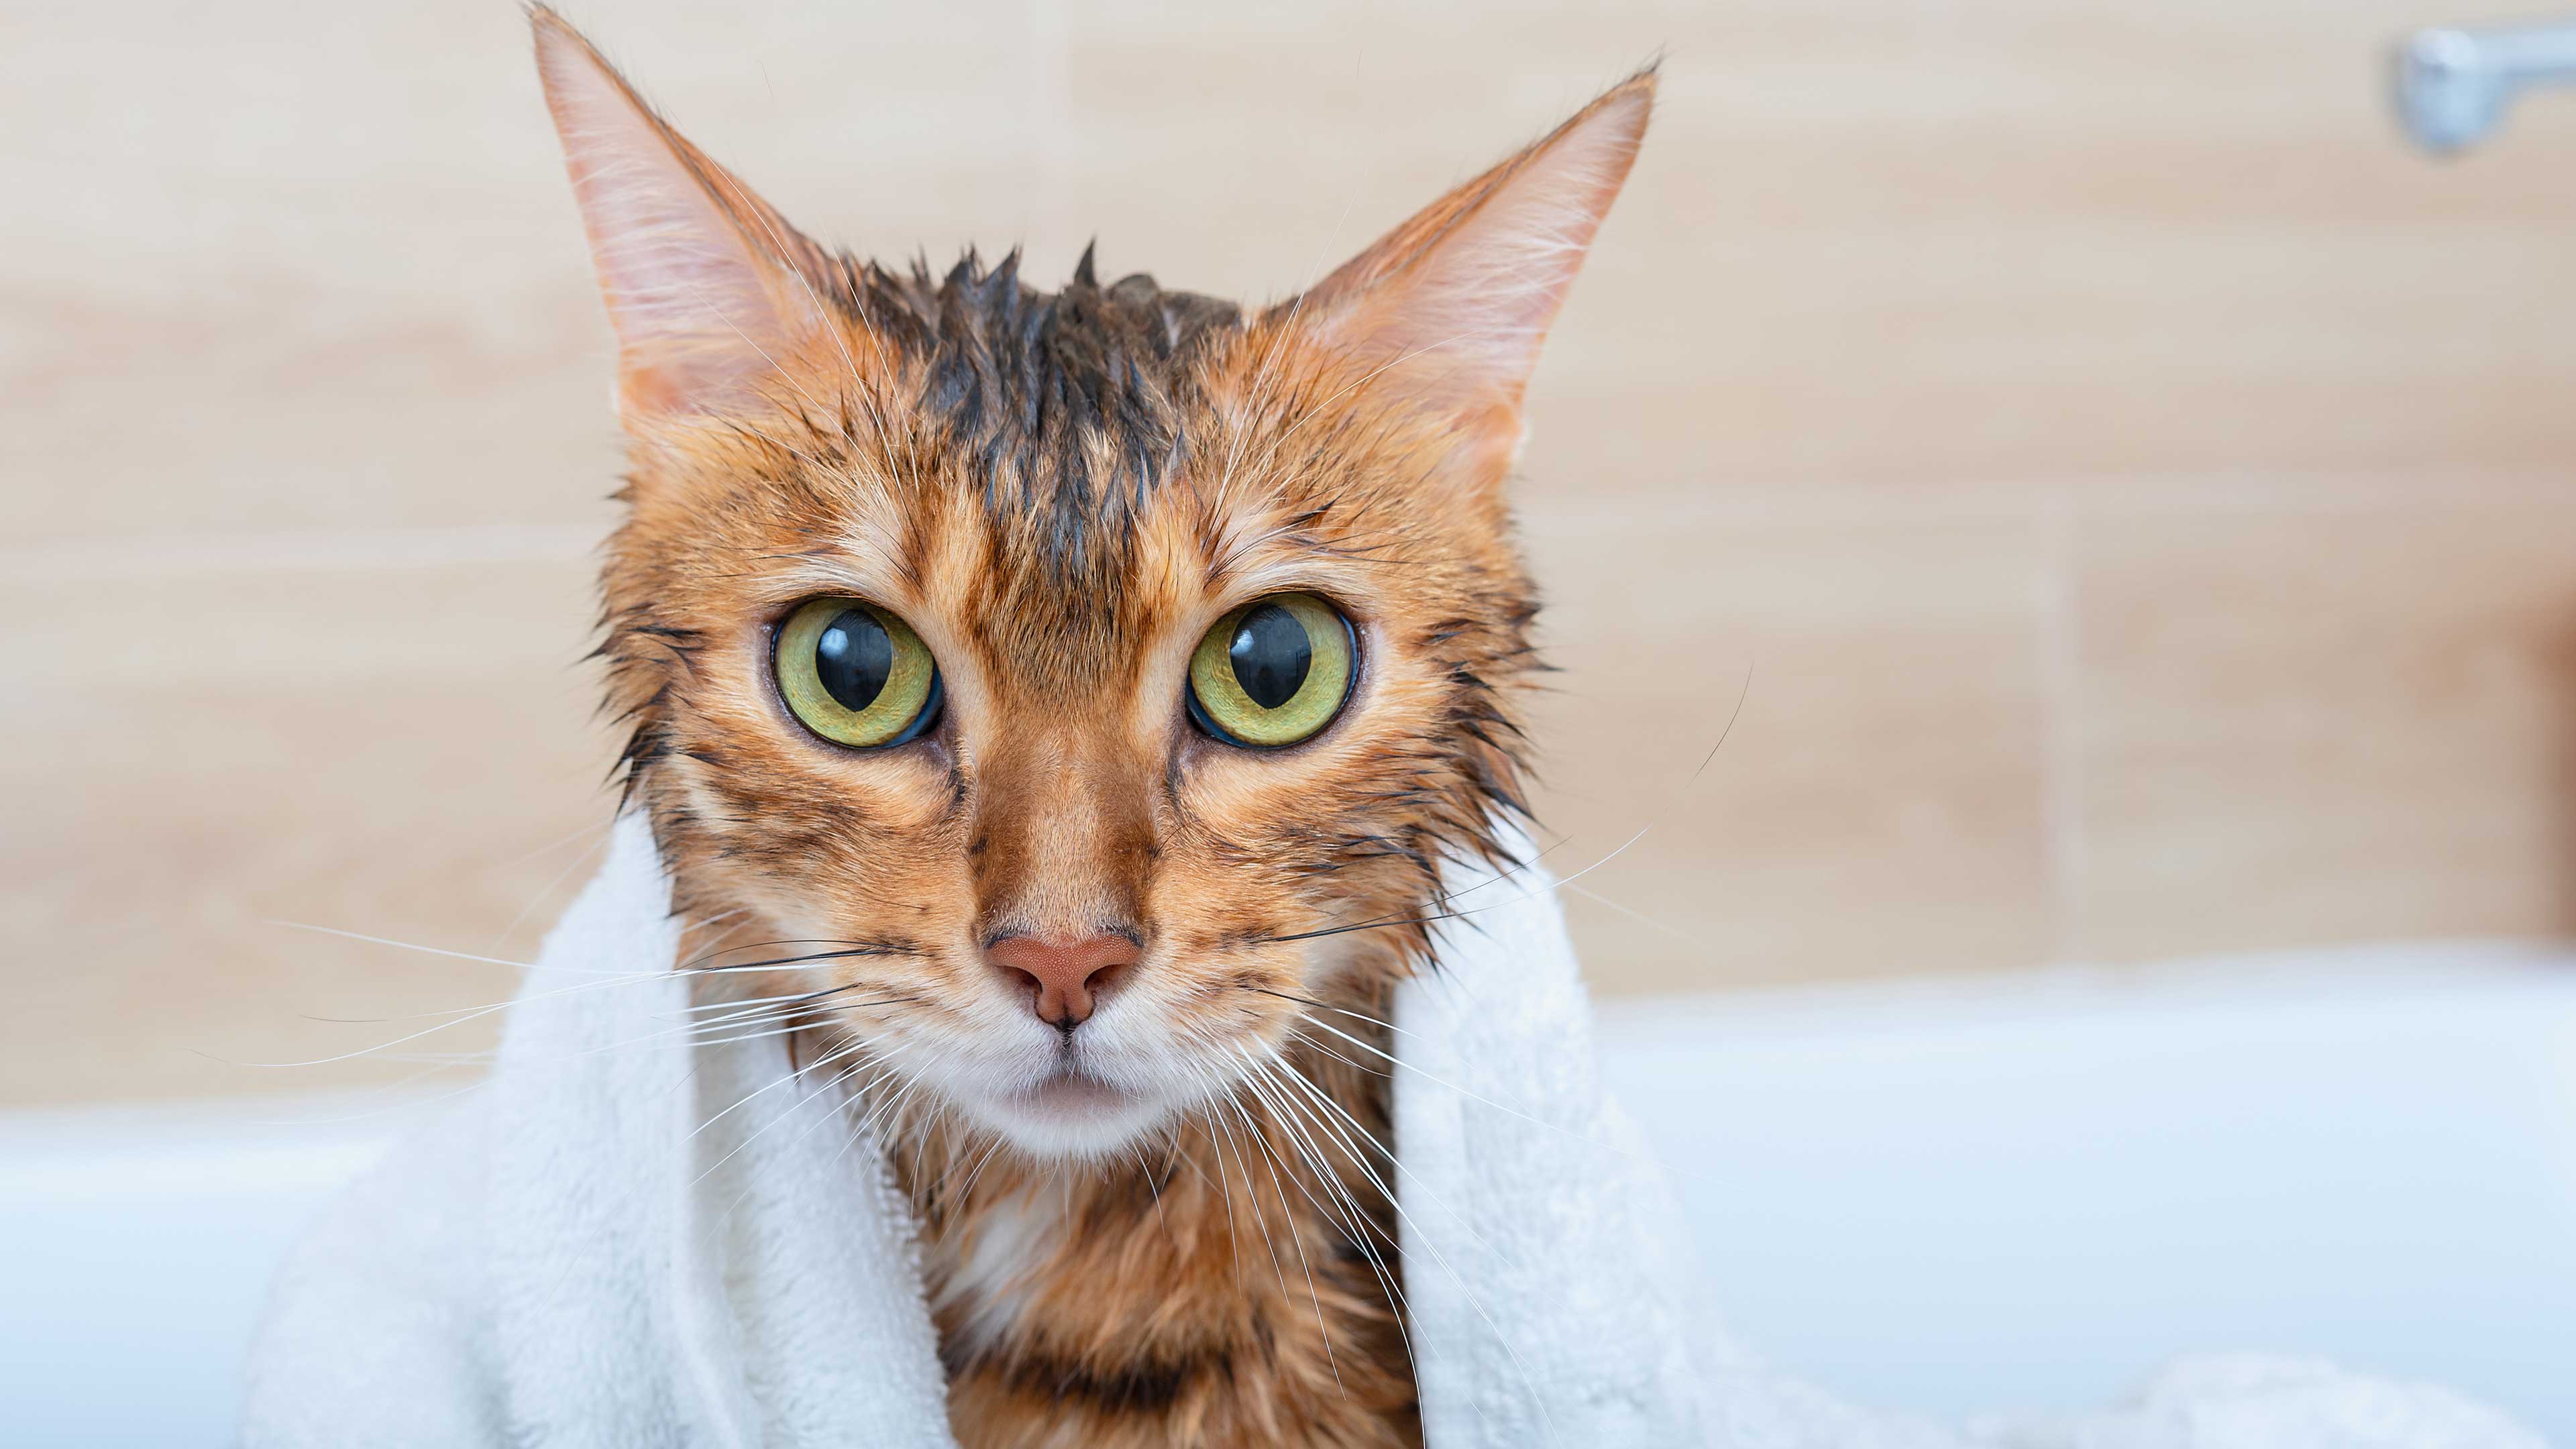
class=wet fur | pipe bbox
[531,11,1650,1444]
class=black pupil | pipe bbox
[1228,604,1312,710]
[813,608,894,712]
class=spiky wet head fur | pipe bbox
[532,8,1649,1443]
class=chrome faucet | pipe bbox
[2393,19,2576,152]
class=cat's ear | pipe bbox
[529,7,835,419]
[1287,69,1654,469]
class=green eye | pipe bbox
[1186,593,1356,749]
[773,598,943,749]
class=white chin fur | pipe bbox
[910,1002,1241,1161]
[965,1075,1175,1161]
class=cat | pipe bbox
[527,8,1651,1444]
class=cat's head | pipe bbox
[531,9,1650,1160]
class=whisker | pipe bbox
[1239,1054,1424,1385]
[1259,824,1650,947]
[1557,879,1692,943]
[1250,987,1420,1044]
[1291,1013,1625,1158]
[489,817,618,871]
[946,1130,1012,1203]
[292,959,898,1032]
[1223,1081,1346,1399]
[691,1032,880,1191]
[1128,1143,1177,1252]
[1281,1026,1388,1082]
[682,941,930,975]
[1246,1042,1564,1449]
[1213,1094,1290,1287]
[1688,658,1756,783]
[486,829,614,954]
[264,921,539,973]
[687,1028,874,1146]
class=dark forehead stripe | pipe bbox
[829,246,1244,592]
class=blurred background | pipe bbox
[9,0,2575,1103]
[5,0,2576,1439]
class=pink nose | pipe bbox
[985,933,1139,1030]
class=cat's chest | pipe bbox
[923,1191,1061,1360]
[914,1152,1421,1449]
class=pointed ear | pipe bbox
[1287,70,1654,465]
[529,7,834,419]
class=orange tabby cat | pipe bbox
[527,9,1650,1444]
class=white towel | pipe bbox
[245,814,2542,1448]
[246,812,952,1448]
[1382,853,2545,1449]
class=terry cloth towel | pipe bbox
[246,813,2544,1448]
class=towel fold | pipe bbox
[248,813,951,1448]
[246,814,2542,1448]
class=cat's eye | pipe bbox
[773,598,943,749]
[1185,593,1356,749]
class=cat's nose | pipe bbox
[984,932,1139,1030]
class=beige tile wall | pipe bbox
[7,1,2574,1105]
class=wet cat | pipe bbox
[529,9,1650,1442]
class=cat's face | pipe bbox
[533,9,1649,1159]
[595,300,1541,1159]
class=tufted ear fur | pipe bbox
[529,5,841,420]
[1287,70,1654,477]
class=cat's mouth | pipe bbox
[1013,1068,1127,1113]
[980,1066,1169,1159]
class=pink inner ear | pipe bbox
[1297,79,1653,424]
[533,15,814,418]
